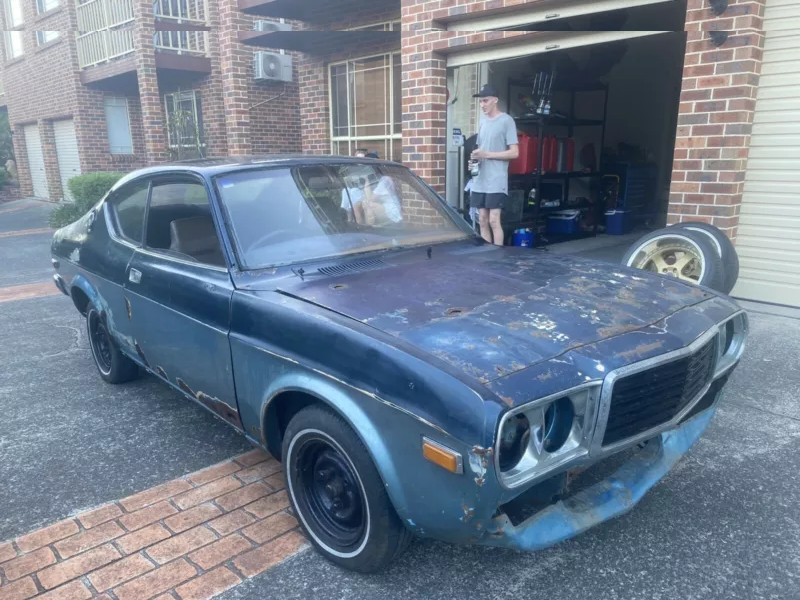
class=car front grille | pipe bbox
[602,338,717,446]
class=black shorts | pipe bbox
[471,192,507,210]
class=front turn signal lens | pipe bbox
[422,438,463,474]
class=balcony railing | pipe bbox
[76,0,209,69]
[76,0,136,68]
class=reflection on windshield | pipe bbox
[215,164,468,269]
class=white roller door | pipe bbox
[53,119,82,202]
[23,124,49,199]
[446,0,674,31]
[732,0,800,307]
[446,30,668,68]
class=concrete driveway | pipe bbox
[1,199,798,600]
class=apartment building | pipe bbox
[0,0,400,199]
[402,0,799,307]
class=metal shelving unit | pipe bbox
[505,79,609,246]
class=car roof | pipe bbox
[116,154,404,182]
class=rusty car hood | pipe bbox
[271,244,715,384]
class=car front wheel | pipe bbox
[86,303,139,384]
[282,405,412,573]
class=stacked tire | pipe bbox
[622,221,739,294]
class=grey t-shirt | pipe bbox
[471,112,518,195]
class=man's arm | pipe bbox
[472,145,519,160]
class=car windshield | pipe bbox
[214,164,470,269]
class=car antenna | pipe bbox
[427,246,432,260]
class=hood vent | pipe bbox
[317,258,389,278]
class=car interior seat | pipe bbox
[168,215,226,267]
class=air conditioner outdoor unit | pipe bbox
[254,20,292,32]
[254,51,293,82]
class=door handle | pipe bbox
[128,268,142,284]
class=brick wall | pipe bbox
[134,0,169,164]
[1,0,81,198]
[667,0,766,241]
[297,0,401,156]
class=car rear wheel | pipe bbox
[283,405,412,573]
[671,221,739,294]
[622,228,726,292]
[86,303,139,384]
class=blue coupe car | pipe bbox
[51,155,748,572]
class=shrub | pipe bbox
[49,172,124,228]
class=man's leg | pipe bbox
[478,208,492,243]
[489,208,503,246]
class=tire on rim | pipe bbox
[671,221,739,294]
[622,228,726,292]
[86,302,139,384]
[283,405,412,573]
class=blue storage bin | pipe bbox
[512,229,535,247]
[605,210,632,235]
[547,210,580,235]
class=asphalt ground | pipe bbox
[1,199,798,599]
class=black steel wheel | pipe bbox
[283,405,412,573]
[85,302,139,384]
[295,437,367,551]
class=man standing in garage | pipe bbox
[469,83,519,246]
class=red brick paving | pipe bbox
[0,282,60,304]
[0,453,307,600]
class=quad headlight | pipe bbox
[495,383,600,489]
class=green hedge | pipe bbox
[49,172,125,228]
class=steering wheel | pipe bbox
[245,229,297,252]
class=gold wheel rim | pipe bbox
[628,238,705,284]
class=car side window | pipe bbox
[144,180,226,268]
[109,180,150,245]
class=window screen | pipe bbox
[111,181,149,244]
[104,97,133,154]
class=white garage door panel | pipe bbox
[755,84,800,100]
[732,0,800,307]
[748,146,800,159]
[743,181,800,195]
[735,280,800,303]
[53,119,81,201]
[23,124,49,199]
[740,200,800,214]
[445,30,664,67]
[750,122,800,136]
[445,0,672,31]
[737,214,800,233]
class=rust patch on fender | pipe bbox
[125,298,132,320]
[537,370,554,382]
[461,505,475,523]
[499,395,514,407]
[444,307,468,317]
[155,366,167,379]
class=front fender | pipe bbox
[229,336,505,538]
